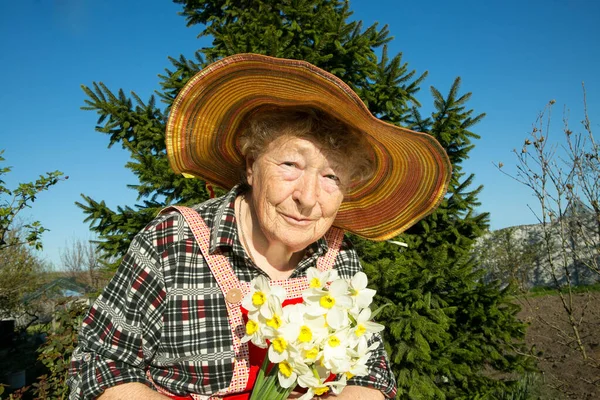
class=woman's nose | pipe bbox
[293,173,319,209]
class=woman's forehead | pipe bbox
[262,136,347,166]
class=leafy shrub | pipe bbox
[30,299,87,399]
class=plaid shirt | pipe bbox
[68,185,397,399]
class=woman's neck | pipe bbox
[236,195,303,280]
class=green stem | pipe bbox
[250,357,295,400]
[254,359,277,399]
[259,371,276,398]
[250,353,271,400]
[275,380,295,400]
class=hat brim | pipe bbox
[166,53,451,241]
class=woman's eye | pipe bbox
[282,161,296,167]
[325,174,339,182]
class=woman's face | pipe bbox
[246,136,348,253]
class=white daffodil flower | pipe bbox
[268,335,299,363]
[277,358,317,389]
[304,279,352,327]
[261,300,284,340]
[345,338,380,379]
[242,295,285,346]
[241,275,286,319]
[240,314,268,348]
[295,364,320,389]
[349,271,376,310]
[321,331,352,373]
[276,359,297,388]
[326,374,348,395]
[298,374,348,400]
[280,304,328,350]
[298,382,331,400]
[306,267,339,289]
[301,345,321,364]
[349,307,385,344]
[326,306,350,330]
[299,314,328,347]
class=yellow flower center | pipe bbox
[266,315,282,329]
[298,326,312,343]
[355,324,366,337]
[246,320,259,335]
[309,277,322,288]
[346,371,355,380]
[314,387,329,396]
[350,288,359,296]
[252,291,266,306]
[304,347,319,360]
[320,294,335,309]
[272,337,287,354]
[279,361,293,378]
[328,336,341,347]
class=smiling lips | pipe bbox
[281,213,318,226]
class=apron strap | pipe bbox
[164,206,250,396]
[318,227,344,272]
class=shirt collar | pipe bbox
[209,184,243,254]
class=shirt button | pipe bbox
[226,288,243,304]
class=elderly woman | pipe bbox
[68,54,451,400]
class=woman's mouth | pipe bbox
[281,213,315,226]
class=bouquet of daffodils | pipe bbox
[242,267,384,400]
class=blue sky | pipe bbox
[1,0,599,268]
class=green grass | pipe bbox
[491,373,549,400]
[526,283,600,298]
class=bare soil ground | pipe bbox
[516,292,600,399]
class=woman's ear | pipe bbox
[245,157,255,186]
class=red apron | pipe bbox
[151,206,344,399]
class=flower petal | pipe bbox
[351,271,368,290]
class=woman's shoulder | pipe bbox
[331,234,363,279]
[136,196,224,249]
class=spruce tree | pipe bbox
[354,79,531,398]
[79,0,531,397]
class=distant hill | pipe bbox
[475,200,600,289]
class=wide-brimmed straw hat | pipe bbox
[166,53,451,241]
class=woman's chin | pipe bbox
[261,218,334,253]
